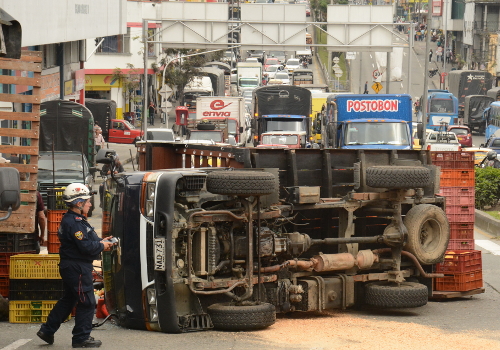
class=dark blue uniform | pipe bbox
[40,210,104,345]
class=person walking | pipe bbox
[436,46,443,63]
[94,128,105,154]
[37,183,115,348]
[429,49,433,63]
[148,101,156,126]
[363,81,369,94]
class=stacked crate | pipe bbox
[46,188,67,254]
[8,254,66,323]
[432,151,483,292]
[0,234,37,298]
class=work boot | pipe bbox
[37,330,54,345]
[72,337,102,348]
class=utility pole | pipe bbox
[143,19,148,142]
[420,5,432,141]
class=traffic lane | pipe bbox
[475,226,500,295]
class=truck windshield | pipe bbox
[264,118,306,132]
[262,134,298,145]
[227,120,237,134]
[239,78,259,87]
[345,122,410,146]
[429,99,455,113]
[189,131,222,142]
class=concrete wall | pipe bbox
[475,209,500,238]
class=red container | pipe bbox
[431,151,455,161]
[47,242,60,254]
[440,170,475,187]
[446,213,475,223]
[435,250,482,273]
[47,210,66,233]
[47,233,59,245]
[449,222,474,240]
[434,269,483,291]
[445,205,475,216]
[438,187,475,206]
[0,275,8,297]
[447,239,475,250]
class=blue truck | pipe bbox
[483,101,500,141]
[421,89,459,131]
[321,94,413,149]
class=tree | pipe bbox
[112,64,143,118]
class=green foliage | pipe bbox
[475,167,500,209]
[112,64,142,104]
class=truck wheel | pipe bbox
[206,171,275,196]
[403,204,449,265]
[365,166,431,189]
[365,281,428,308]
[207,302,276,331]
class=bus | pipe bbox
[484,101,500,140]
[421,90,459,131]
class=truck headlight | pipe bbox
[147,288,156,305]
[145,183,155,217]
[147,183,155,200]
[150,306,158,322]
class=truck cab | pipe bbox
[259,131,305,148]
[108,119,143,144]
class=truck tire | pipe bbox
[197,123,216,130]
[403,204,449,265]
[365,281,428,308]
[365,166,431,189]
[207,302,276,331]
[206,171,275,196]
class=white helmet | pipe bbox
[63,183,91,203]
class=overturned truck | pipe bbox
[100,144,448,333]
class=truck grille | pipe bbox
[183,175,206,191]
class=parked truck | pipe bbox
[321,94,413,149]
[292,69,314,86]
[183,76,214,110]
[236,62,262,90]
[252,85,312,147]
[104,142,448,334]
[447,70,494,120]
[463,95,493,134]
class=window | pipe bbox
[97,28,131,54]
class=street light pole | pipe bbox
[143,19,149,142]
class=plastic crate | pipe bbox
[446,213,475,223]
[47,232,59,244]
[47,242,60,254]
[9,300,71,323]
[449,222,474,240]
[0,233,38,253]
[9,279,64,300]
[0,252,34,276]
[440,169,475,187]
[47,209,66,232]
[47,188,66,210]
[445,205,475,216]
[434,269,483,292]
[431,151,456,161]
[438,187,475,206]
[9,254,61,279]
[0,276,8,298]
[447,239,475,250]
[435,250,482,273]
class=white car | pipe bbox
[285,58,301,73]
[423,131,461,151]
[264,65,282,79]
[274,72,290,85]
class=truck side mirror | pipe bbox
[0,167,20,212]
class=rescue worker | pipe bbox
[485,150,500,168]
[37,183,115,348]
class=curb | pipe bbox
[475,209,500,238]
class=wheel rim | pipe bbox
[419,218,442,252]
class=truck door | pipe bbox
[108,120,126,143]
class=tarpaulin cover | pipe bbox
[465,95,494,123]
[40,100,95,165]
[448,70,494,105]
[255,86,311,117]
[85,98,116,141]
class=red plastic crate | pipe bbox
[440,169,475,187]
[446,213,475,223]
[431,151,456,161]
[449,222,474,240]
[445,205,475,216]
[0,276,8,297]
[47,233,59,245]
[447,239,475,250]
[47,242,60,254]
[433,159,475,169]
[435,250,482,273]
[434,269,483,291]
[438,187,475,206]
[47,221,61,233]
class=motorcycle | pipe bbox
[302,60,308,69]
[428,68,439,78]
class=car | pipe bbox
[37,151,97,216]
[268,51,287,64]
[423,131,461,151]
[247,50,265,63]
[264,65,282,79]
[264,57,280,69]
[241,89,253,105]
[306,6,311,16]
[274,71,290,85]
[245,57,259,63]
[145,128,175,142]
[285,58,301,73]
[448,125,473,147]
[482,136,500,151]
[462,147,493,166]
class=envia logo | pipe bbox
[204,100,233,116]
